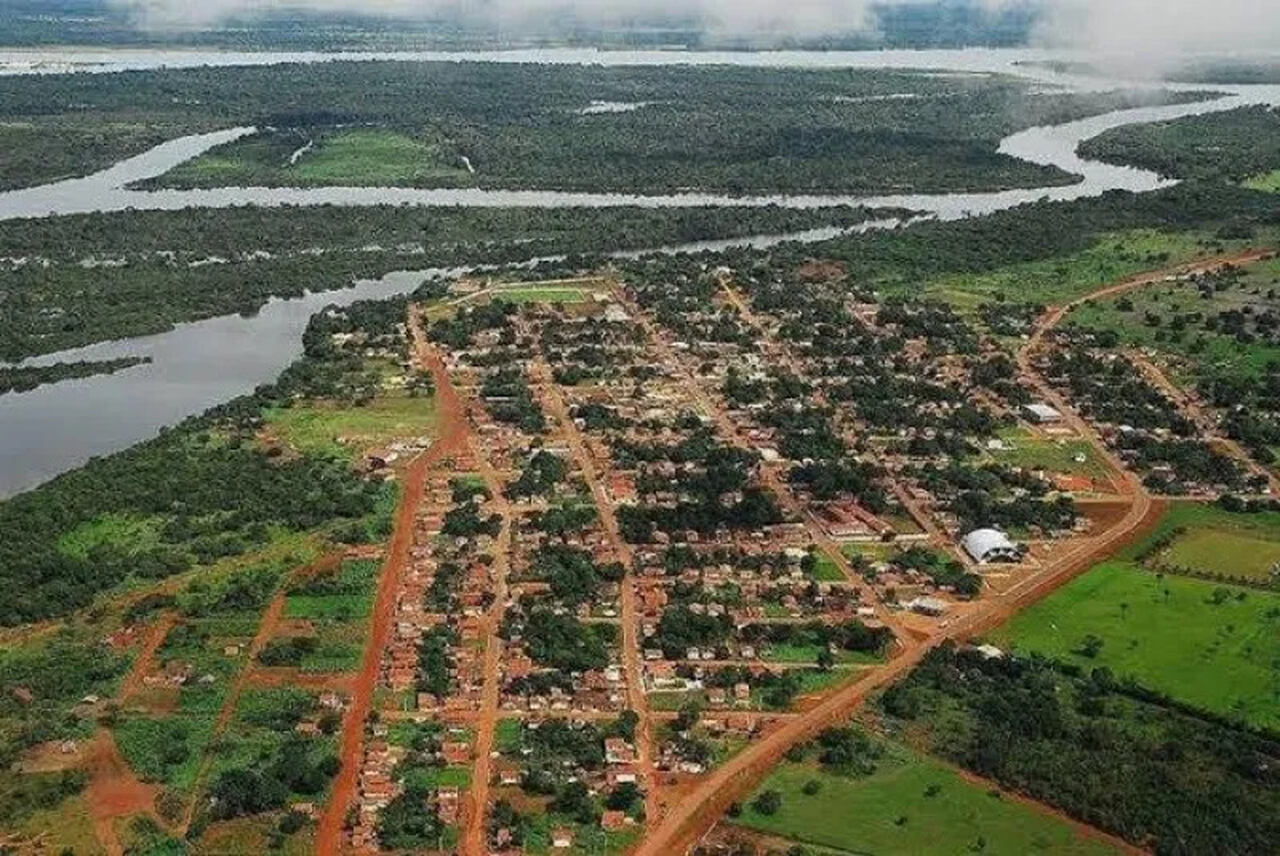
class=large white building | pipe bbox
[961,528,1022,564]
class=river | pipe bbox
[1,47,1278,497]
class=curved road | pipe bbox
[631,252,1269,856]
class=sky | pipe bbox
[109,0,1280,59]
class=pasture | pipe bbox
[735,752,1120,856]
[266,396,435,460]
[990,561,1280,729]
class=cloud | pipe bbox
[114,0,878,36]
[109,0,1280,58]
[1034,0,1280,65]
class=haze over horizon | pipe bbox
[102,0,1280,62]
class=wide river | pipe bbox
[1,47,1278,497]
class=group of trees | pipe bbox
[1080,105,1280,182]
[208,736,340,821]
[0,356,151,397]
[881,645,1280,855]
[739,620,894,658]
[531,544,626,608]
[505,607,617,674]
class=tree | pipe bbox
[753,790,782,816]
[1078,634,1105,658]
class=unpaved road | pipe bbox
[317,305,469,856]
[629,253,1260,856]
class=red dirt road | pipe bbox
[316,305,468,856]
[84,731,158,856]
[628,252,1258,856]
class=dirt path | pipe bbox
[530,359,662,828]
[84,731,158,856]
[317,305,469,856]
[461,451,513,856]
[627,254,1230,856]
[116,611,176,706]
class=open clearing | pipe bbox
[986,427,1111,480]
[1165,529,1280,582]
[290,130,469,186]
[1140,502,1280,584]
[922,229,1232,306]
[990,560,1280,729]
[164,128,470,189]
[266,396,435,459]
[1244,169,1280,192]
[734,753,1120,856]
[493,286,593,303]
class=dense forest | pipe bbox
[1079,106,1280,182]
[0,204,890,361]
[0,60,1206,193]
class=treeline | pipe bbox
[0,204,888,265]
[149,88,1210,196]
[0,58,1210,194]
[0,205,887,361]
[770,181,1280,286]
[1079,106,1280,182]
[881,645,1280,855]
[0,355,150,396]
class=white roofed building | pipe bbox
[961,528,1022,564]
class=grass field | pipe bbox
[15,794,106,856]
[56,512,165,561]
[987,427,1110,480]
[162,128,470,189]
[735,752,1120,856]
[291,130,469,186]
[922,229,1231,307]
[495,718,523,754]
[1164,529,1280,582]
[492,286,593,304]
[1137,502,1280,584]
[763,644,878,665]
[1244,169,1280,192]
[1066,254,1280,383]
[811,550,849,582]
[990,561,1280,729]
[266,396,435,460]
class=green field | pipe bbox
[1136,502,1280,583]
[1244,169,1280,192]
[763,644,878,665]
[1164,529,1280,582]
[990,561,1280,729]
[1066,255,1280,383]
[291,130,469,186]
[114,714,216,790]
[987,428,1110,480]
[56,512,165,561]
[491,286,593,304]
[163,129,471,189]
[266,395,435,460]
[923,229,1229,307]
[735,753,1119,856]
[811,550,850,582]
